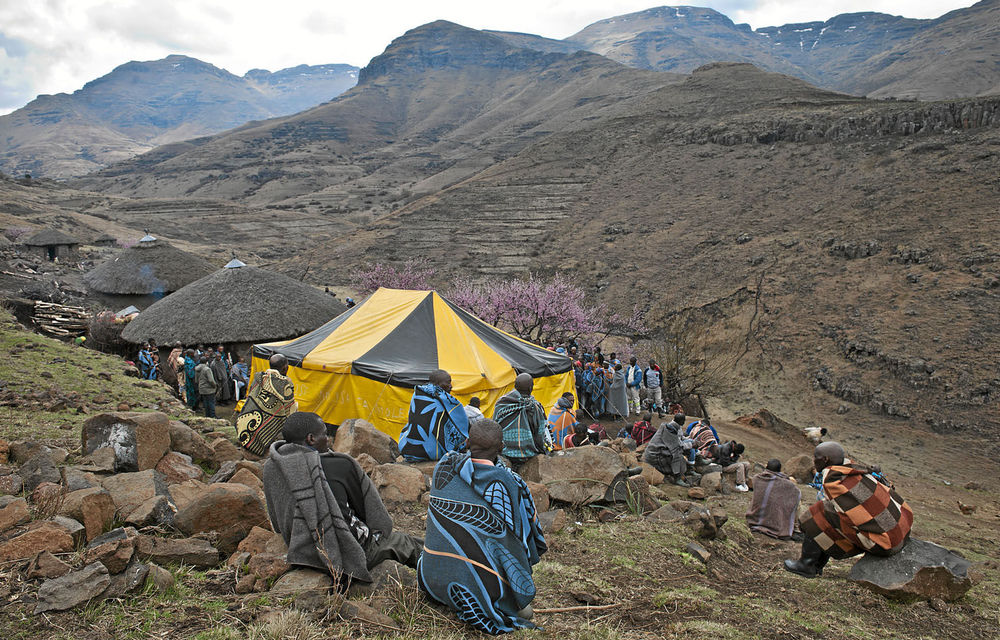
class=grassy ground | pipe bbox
[0,310,997,639]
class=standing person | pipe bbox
[546,392,577,449]
[399,369,469,462]
[607,363,628,420]
[644,360,664,417]
[464,396,485,425]
[418,419,546,634]
[784,442,913,578]
[235,354,298,456]
[184,349,199,410]
[210,351,232,405]
[195,355,217,418]
[262,412,422,587]
[165,342,184,398]
[492,373,547,472]
[643,413,689,486]
[587,363,607,417]
[625,357,643,416]
[746,459,801,540]
[137,343,155,380]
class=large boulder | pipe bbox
[210,437,244,465]
[10,441,68,465]
[62,467,101,492]
[134,535,219,568]
[58,488,116,542]
[155,452,205,484]
[848,538,974,602]
[19,453,61,492]
[372,464,426,503]
[700,472,723,494]
[0,496,30,533]
[784,454,815,484]
[0,520,75,562]
[173,483,268,554]
[169,480,209,512]
[35,561,111,613]
[81,412,171,472]
[125,495,175,527]
[101,470,170,520]
[525,482,550,513]
[26,550,72,579]
[520,447,627,505]
[639,463,665,486]
[168,421,215,463]
[334,419,397,464]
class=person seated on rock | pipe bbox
[263,411,423,587]
[628,412,656,446]
[493,373,548,472]
[562,422,593,449]
[707,440,751,492]
[685,418,720,464]
[784,441,913,579]
[546,392,577,449]
[464,396,485,425]
[235,353,298,456]
[642,414,690,486]
[745,459,801,539]
[399,369,470,462]
[418,419,547,634]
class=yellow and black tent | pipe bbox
[250,288,575,439]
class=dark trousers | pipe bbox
[364,530,423,570]
[201,393,216,418]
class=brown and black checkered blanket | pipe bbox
[799,463,913,559]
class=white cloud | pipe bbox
[0,0,978,114]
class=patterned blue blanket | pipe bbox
[418,452,547,634]
[399,383,470,461]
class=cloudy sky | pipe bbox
[0,0,976,113]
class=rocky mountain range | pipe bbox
[0,55,358,179]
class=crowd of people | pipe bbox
[133,341,251,418]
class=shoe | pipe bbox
[517,605,534,620]
[627,466,643,477]
[673,477,689,487]
[783,537,829,578]
[735,484,749,492]
[783,558,819,578]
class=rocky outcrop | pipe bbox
[849,538,975,602]
[334,419,397,464]
[520,446,628,505]
[173,483,268,554]
[81,412,171,473]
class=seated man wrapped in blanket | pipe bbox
[784,441,913,578]
[419,420,547,634]
[263,412,423,586]
[399,369,470,462]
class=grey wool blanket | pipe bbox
[263,441,393,583]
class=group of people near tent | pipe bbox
[136,340,252,414]
[567,350,687,422]
[252,363,914,635]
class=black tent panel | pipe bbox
[351,292,438,387]
[252,302,361,366]
[441,297,572,377]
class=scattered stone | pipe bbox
[339,599,399,627]
[687,487,707,500]
[167,421,215,463]
[83,529,135,574]
[699,472,722,494]
[234,460,264,480]
[134,535,219,568]
[614,476,659,513]
[20,454,61,492]
[686,542,711,564]
[101,561,150,598]
[31,481,64,504]
[97,372,113,381]
[689,507,728,541]
[168,479,208,511]
[0,520,75,562]
[356,452,379,476]
[521,446,627,505]
[784,454,815,484]
[227,551,251,569]
[0,473,23,495]
[270,567,333,595]
[35,561,111,613]
[235,573,257,594]
[963,481,983,491]
[646,504,685,522]
[640,463,665,486]
[0,439,7,464]
[249,553,291,581]
[538,508,566,534]
[9,441,57,464]
[145,563,175,593]
[77,447,116,473]
[333,418,398,464]
[173,483,268,554]
[125,494,174,527]
[59,487,116,542]
[62,467,101,491]
[596,508,617,523]
[210,437,243,465]
[570,590,601,605]
[101,469,169,520]
[848,538,974,602]
[228,468,263,493]
[155,451,205,484]
[27,550,72,579]
[526,481,550,513]
[372,463,426,503]
[117,403,131,411]
[81,412,171,472]
[51,515,86,546]
[0,496,30,533]
[237,526,287,556]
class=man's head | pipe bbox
[648,359,657,368]
[269,353,289,375]
[429,369,452,393]
[734,443,745,455]
[813,441,845,473]
[642,412,652,422]
[199,356,207,364]
[469,396,481,408]
[514,373,534,395]
[573,422,589,436]
[237,355,245,363]
[281,412,329,452]
[766,458,782,472]
[173,341,181,349]
[468,419,503,462]
[673,413,686,426]
[630,356,637,365]
[614,363,622,371]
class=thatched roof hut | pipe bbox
[93,233,117,247]
[83,233,215,295]
[120,258,347,345]
[23,229,81,260]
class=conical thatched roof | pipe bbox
[120,261,347,345]
[23,229,80,246]
[83,236,216,295]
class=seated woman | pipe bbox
[419,420,547,634]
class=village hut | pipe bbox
[92,233,118,247]
[83,233,215,296]
[120,257,346,347]
[23,229,81,261]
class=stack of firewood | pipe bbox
[33,301,90,337]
